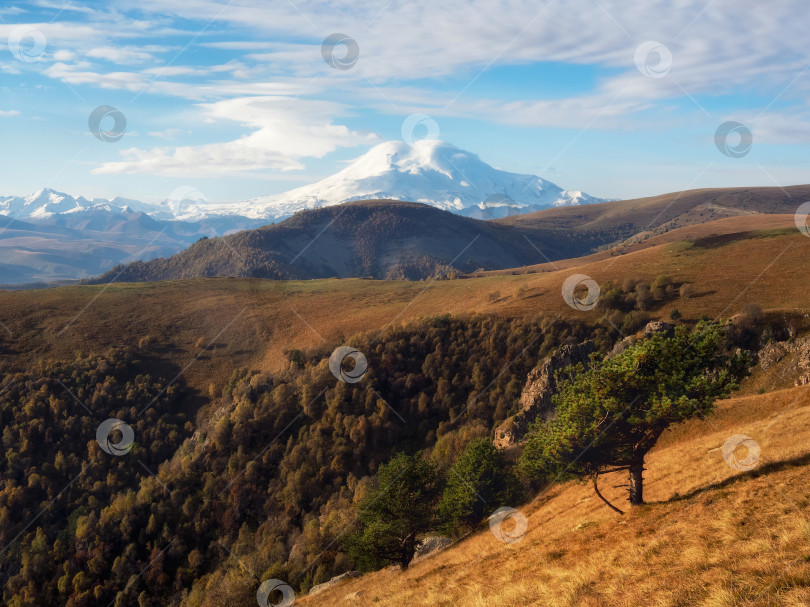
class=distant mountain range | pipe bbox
[0,142,606,284]
[0,192,263,285]
[88,185,809,283]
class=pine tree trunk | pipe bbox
[629,460,644,505]
[400,532,416,570]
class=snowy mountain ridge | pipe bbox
[230,140,607,220]
[0,141,606,223]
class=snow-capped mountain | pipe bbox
[0,189,262,286]
[181,140,605,221]
[0,141,605,224]
[230,140,607,220]
[0,141,608,284]
[0,189,162,219]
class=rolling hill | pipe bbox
[499,184,810,245]
[1,213,806,397]
[86,200,585,283]
[86,185,810,284]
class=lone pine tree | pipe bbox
[520,321,750,512]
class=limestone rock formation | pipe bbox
[309,571,362,596]
[494,340,596,448]
[410,536,454,565]
[495,321,677,448]
[757,337,810,386]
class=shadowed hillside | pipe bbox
[86,186,809,284]
[87,201,585,283]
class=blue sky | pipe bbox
[0,0,808,203]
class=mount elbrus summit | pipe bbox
[0,141,605,285]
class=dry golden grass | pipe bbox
[298,385,810,606]
[0,219,807,397]
[481,214,799,275]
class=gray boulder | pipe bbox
[494,340,596,447]
[410,536,453,565]
[309,571,362,596]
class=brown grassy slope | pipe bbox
[497,185,810,232]
[86,200,594,283]
[298,384,810,607]
[86,186,809,284]
[479,213,799,275]
[0,221,808,395]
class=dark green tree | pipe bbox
[520,322,750,512]
[438,438,521,532]
[344,452,443,570]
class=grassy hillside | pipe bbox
[297,383,810,606]
[86,201,590,283]
[1,217,807,397]
[498,185,809,232]
[84,186,809,284]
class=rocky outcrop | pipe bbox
[309,571,362,596]
[609,321,675,356]
[410,536,453,565]
[495,321,678,448]
[494,340,596,448]
[758,337,810,386]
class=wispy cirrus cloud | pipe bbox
[92,96,378,177]
[2,0,810,199]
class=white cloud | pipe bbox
[0,110,20,117]
[86,46,157,64]
[148,128,185,140]
[92,96,378,177]
[33,1,810,128]
[44,62,148,91]
[52,50,76,61]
